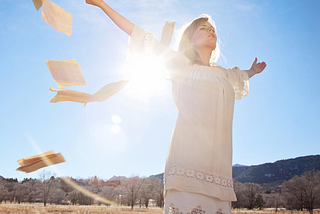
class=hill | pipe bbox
[233,155,320,185]
[149,173,164,181]
[150,155,320,186]
[108,175,126,181]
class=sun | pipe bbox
[124,56,169,99]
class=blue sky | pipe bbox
[0,0,319,181]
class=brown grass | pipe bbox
[232,209,320,214]
[0,204,319,214]
[0,203,162,214]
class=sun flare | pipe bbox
[124,57,168,99]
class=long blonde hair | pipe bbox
[177,14,220,65]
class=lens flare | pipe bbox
[112,115,122,123]
[25,133,119,206]
[61,176,119,205]
[124,56,168,99]
[111,125,120,133]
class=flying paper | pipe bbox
[41,0,73,36]
[49,80,129,104]
[85,80,130,105]
[32,0,45,11]
[17,150,65,173]
[50,88,92,103]
[46,59,87,88]
[46,21,174,105]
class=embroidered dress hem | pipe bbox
[164,189,231,214]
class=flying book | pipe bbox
[17,150,65,173]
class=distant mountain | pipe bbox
[233,155,320,185]
[108,175,126,181]
[233,164,247,167]
[232,165,252,178]
[0,175,4,179]
[149,155,320,185]
[149,173,164,181]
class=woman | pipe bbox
[86,0,266,213]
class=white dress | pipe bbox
[129,25,249,214]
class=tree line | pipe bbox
[232,170,320,214]
[0,170,319,212]
[0,171,163,209]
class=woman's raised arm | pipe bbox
[86,0,134,36]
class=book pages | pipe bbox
[50,88,92,103]
[46,59,87,88]
[41,0,72,36]
[85,80,130,105]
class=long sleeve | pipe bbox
[128,25,190,78]
[225,66,250,100]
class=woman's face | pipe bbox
[191,21,216,52]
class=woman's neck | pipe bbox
[195,49,212,66]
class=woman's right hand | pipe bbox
[86,0,104,7]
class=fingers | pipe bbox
[254,57,267,67]
[260,61,267,68]
[251,57,267,74]
[258,62,267,73]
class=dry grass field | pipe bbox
[0,204,162,214]
[0,204,319,214]
[232,209,320,214]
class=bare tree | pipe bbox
[49,184,66,205]
[274,191,282,212]
[100,185,119,203]
[151,178,164,208]
[64,178,96,205]
[283,170,320,214]
[283,174,306,211]
[243,182,263,209]
[232,180,246,208]
[121,176,144,209]
[5,178,19,203]
[57,177,74,194]
[67,190,78,205]
[140,177,154,208]
[14,182,29,204]
[22,178,41,203]
[302,170,320,214]
[139,177,163,208]
[76,191,93,205]
[263,190,282,211]
[255,193,265,209]
[39,170,56,206]
[0,178,8,203]
[156,187,164,208]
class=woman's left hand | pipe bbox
[250,57,266,74]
